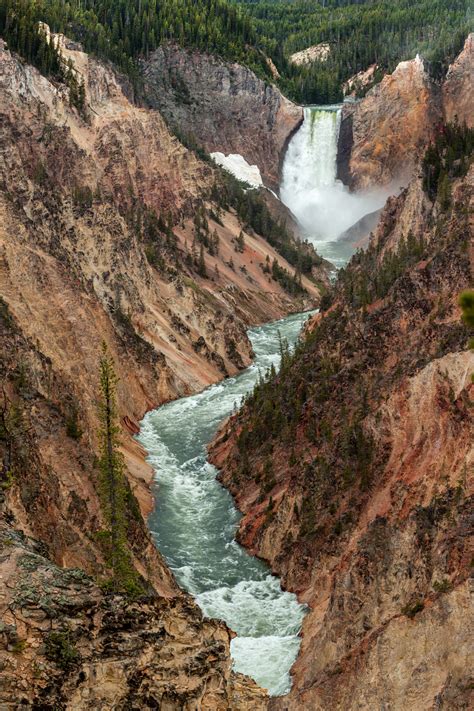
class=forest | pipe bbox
[1,0,471,105]
[0,0,272,89]
[236,0,472,103]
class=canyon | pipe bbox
[211,162,473,709]
[0,16,472,711]
[0,30,320,708]
[210,45,474,710]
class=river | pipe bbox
[138,311,312,696]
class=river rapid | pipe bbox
[138,311,312,696]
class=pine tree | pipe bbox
[459,290,474,329]
[437,172,451,211]
[97,342,141,595]
[236,230,245,253]
[459,291,474,376]
[98,342,124,575]
[198,243,207,277]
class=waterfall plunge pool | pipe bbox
[138,311,312,696]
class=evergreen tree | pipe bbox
[97,341,141,595]
[1,0,470,106]
[459,290,474,374]
[437,172,451,211]
[236,230,245,253]
[459,290,474,329]
[198,243,207,277]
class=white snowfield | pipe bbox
[211,152,263,188]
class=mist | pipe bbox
[282,179,393,243]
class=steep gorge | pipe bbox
[0,12,473,709]
[0,30,323,708]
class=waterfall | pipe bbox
[282,107,341,195]
[280,106,391,266]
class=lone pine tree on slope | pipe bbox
[97,341,142,595]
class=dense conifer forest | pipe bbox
[236,0,472,103]
[0,0,272,87]
[2,0,471,105]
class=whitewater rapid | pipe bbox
[138,312,311,696]
[280,106,391,266]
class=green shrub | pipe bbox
[433,579,452,593]
[45,630,80,671]
[65,406,82,440]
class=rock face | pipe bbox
[210,163,474,710]
[337,208,382,250]
[337,38,474,190]
[0,525,267,709]
[342,64,378,98]
[337,55,441,190]
[142,44,303,190]
[0,33,322,707]
[443,33,474,127]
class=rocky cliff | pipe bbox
[443,34,474,128]
[142,44,303,190]
[0,31,322,707]
[0,522,267,709]
[337,35,473,191]
[337,55,441,190]
[210,155,474,709]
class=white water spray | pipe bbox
[280,106,393,265]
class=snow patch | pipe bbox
[211,152,263,188]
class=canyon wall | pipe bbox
[337,35,473,190]
[210,159,474,710]
[337,55,441,190]
[142,44,303,190]
[0,525,267,709]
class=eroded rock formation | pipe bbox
[337,36,474,190]
[290,44,331,66]
[443,34,474,128]
[0,524,267,709]
[337,55,441,190]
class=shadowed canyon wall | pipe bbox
[142,44,303,191]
